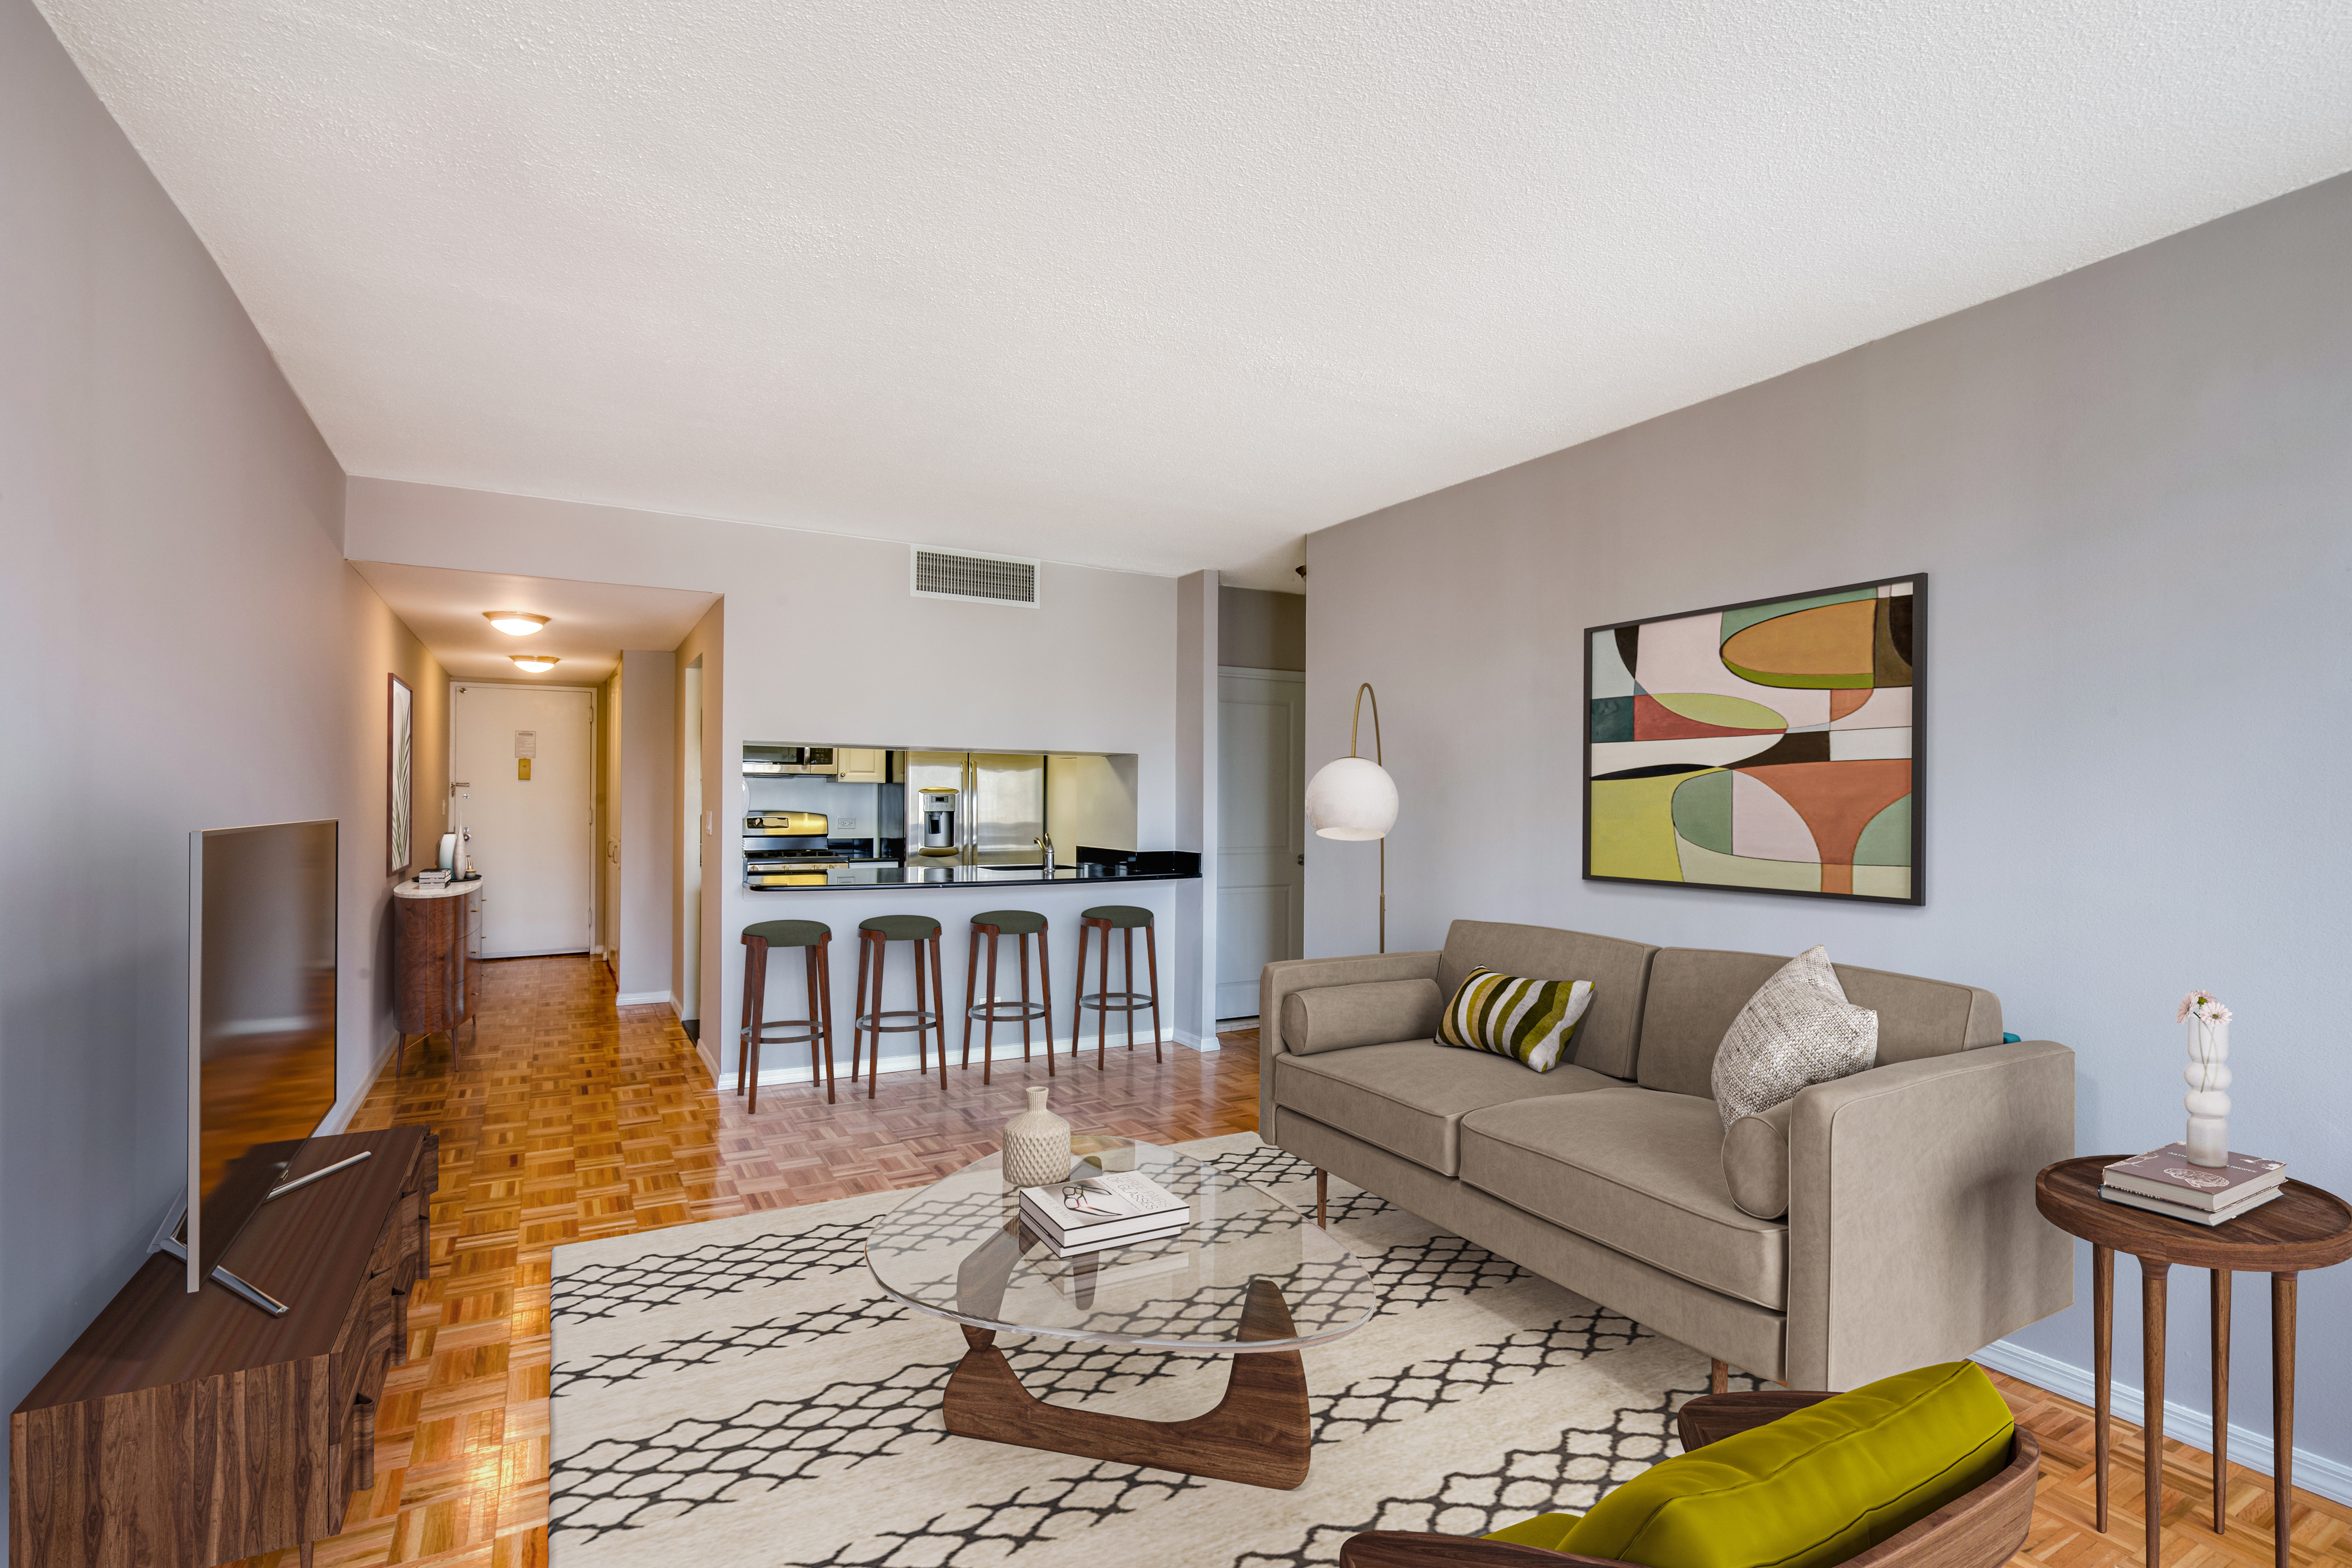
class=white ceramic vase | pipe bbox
[1002,1085,1073,1189]
[2183,1015,2230,1168]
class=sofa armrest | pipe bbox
[1259,951,1441,1138]
[1784,1040,2075,1390]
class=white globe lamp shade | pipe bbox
[1306,757,1397,841]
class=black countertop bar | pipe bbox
[747,849,1200,892]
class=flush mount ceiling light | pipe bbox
[509,654,559,673]
[484,610,549,636]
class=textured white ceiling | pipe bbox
[352,561,716,682]
[42,1,2352,590]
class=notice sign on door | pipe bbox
[518,759,532,781]
[515,730,536,781]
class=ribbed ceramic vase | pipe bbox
[2184,1015,2231,1168]
[1002,1085,1073,1189]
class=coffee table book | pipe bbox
[2098,1183,2280,1226]
[1018,1216,1186,1258]
[1016,1169,1186,1246]
[2103,1144,2285,1209]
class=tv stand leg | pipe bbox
[208,1263,290,1317]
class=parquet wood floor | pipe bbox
[231,955,2346,1568]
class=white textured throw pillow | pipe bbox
[1710,945,1878,1129]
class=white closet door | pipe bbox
[452,683,596,958]
[1216,670,1306,1020]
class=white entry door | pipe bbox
[453,683,596,958]
[1217,669,1306,1019]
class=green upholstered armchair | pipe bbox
[1337,1387,2041,1568]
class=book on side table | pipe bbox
[1017,1169,1189,1258]
[2100,1143,2286,1226]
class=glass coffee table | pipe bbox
[866,1138,1377,1489]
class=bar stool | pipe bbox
[1072,904,1161,1067]
[738,919,834,1110]
[963,910,1054,1085]
[853,914,949,1096]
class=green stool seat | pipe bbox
[744,918,831,947]
[964,911,1054,1084]
[970,909,1047,936]
[1080,904,1154,928]
[860,914,942,941]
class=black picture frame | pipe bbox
[1581,573,1925,905]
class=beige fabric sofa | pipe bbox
[1259,921,2074,1390]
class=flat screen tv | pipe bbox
[186,818,338,1291]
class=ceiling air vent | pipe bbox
[910,547,1041,608]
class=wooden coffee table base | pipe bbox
[940,1277,1312,1489]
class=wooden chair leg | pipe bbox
[1145,924,1162,1061]
[929,934,948,1091]
[1039,922,1055,1078]
[962,926,979,1069]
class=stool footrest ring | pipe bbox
[1077,992,1154,1010]
[855,1010,941,1033]
[967,1000,1051,1023]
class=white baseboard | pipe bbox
[615,990,670,1006]
[1972,1338,2352,1506]
[695,1038,720,1086]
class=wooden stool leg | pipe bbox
[745,940,767,1115]
[2144,1260,2169,1568]
[737,939,758,1099]
[1145,923,1162,1061]
[869,935,885,1098]
[851,933,870,1088]
[2095,1243,2113,1532]
[818,939,836,1105]
[1070,923,1088,1062]
[915,938,931,1077]
[982,927,1000,1086]
[1123,927,1137,1050]
[1097,921,1110,1068]
[929,934,948,1091]
[2212,1267,2230,1535]
[2274,1272,2297,1568]
[804,945,824,1091]
[1039,922,1055,1078]
[1019,933,1035,1062]
[963,927,979,1069]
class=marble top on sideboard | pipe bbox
[392,878,484,899]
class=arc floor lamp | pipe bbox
[1305,683,1399,952]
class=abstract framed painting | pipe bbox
[1583,574,1923,905]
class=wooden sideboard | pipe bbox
[10,1128,439,1568]
[393,879,482,1070]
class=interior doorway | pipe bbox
[679,657,704,1031]
[1216,667,1306,1019]
[451,682,596,957]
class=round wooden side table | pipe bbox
[2035,1157,2352,1568]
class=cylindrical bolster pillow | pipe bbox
[1721,1097,1795,1218]
[1280,978,1444,1056]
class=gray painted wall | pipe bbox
[616,649,677,1001]
[1220,584,1306,671]
[0,0,411,1533]
[1306,173,2352,1476]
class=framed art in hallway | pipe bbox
[388,672,413,876]
[1584,574,1922,904]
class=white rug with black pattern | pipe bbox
[548,1133,1752,1567]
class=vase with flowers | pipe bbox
[2178,990,2233,1169]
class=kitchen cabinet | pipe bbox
[834,747,886,783]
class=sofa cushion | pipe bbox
[1554,1360,2016,1568]
[1438,921,1660,1079]
[1437,968,1596,1072]
[1637,948,2004,1099]
[1280,978,1444,1056]
[1275,1042,1617,1177]
[1721,1098,1795,1219]
[1459,1087,1788,1308]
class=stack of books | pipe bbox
[1016,1169,1189,1258]
[2100,1144,2287,1226]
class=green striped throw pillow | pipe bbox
[1436,966,1595,1072]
